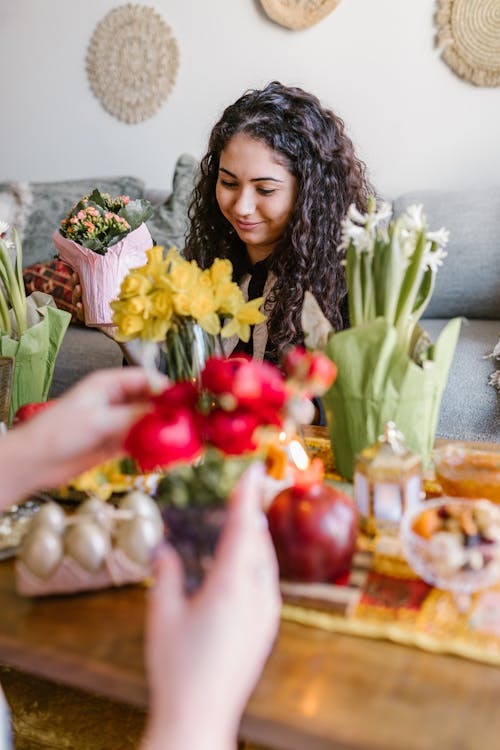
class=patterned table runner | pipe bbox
[282,436,500,666]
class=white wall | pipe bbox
[1,0,499,198]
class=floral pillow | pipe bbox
[23,257,82,324]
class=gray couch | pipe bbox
[2,166,498,442]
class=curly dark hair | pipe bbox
[185,81,373,359]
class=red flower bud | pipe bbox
[124,408,202,472]
[202,409,260,455]
[152,381,199,417]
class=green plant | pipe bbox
[0,227,27,338]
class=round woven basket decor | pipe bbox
[87,3,180,124]
[259,0,342,30]
[436,0,500,86]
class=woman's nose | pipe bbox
[233,188,255,216]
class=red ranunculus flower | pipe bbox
[202,408,260,455]
[307,352,337,396]
[202,356,287,425]
[201,356,249,395]
[152,381,199,416]
[124,407,202,472]
[282,346,337,396]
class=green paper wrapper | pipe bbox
[322,317,462,481]
[0,294,70,423]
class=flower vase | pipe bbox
[164,318,223,383]
[161,505,227,593]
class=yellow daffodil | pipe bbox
[221,297,265,342]
[141,245,168,281]
[113,313,146,340]
[214,281,245,315]
[119,270,153,299]
[149,289,173,319]
[210,257,233,286]
[172,292,192,317]
[143,316,171,342]
[112,245,268,358]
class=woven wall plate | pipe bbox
[436,0,500,87]
[259,0,342,30]
[87,3,180,124]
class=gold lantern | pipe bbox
[354,422,422,536]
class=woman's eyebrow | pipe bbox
[218,167,283,183]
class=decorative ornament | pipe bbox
[259,0,341,30]
[436,0,500,87]
[353,422,422,538]
[86,3,180,124]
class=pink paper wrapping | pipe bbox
[15,549,151,597]
[53,223,153,326]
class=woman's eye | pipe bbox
[220,180,238,189]
[258,188,276,195]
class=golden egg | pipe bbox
[20,527,64,579]
[76,497,112,529]
[115,517,163,566]
[65,521,110,573]
[30,502,66,534]
[118,492,163,534]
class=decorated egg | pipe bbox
[77,497,113,529]
[115,517,163,566]
[118,492,163,533]
[20,527,64,579]
[30,502,66,534]
[65,521,110,573]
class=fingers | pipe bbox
[211,462,279,587]
[148,544,186,624]
[65,367,168,407]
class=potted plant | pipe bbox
[0,222,70,422]
[53,188,153,326]
[303,198,462,481]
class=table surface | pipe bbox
[2,432,500,750]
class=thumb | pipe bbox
[148,544,186,627]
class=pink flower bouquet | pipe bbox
[53,189,153,326]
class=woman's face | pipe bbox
[216,133,297,264]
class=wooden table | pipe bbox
[2,553,500,750]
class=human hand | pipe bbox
[0,367,167,506]
[142,462,281,750]
[70,271,85,324]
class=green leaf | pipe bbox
[119,199,153,232]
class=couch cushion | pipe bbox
[0,177,145,267]
[424,318,500,442]
[146,154,199,252]
[392,187,500,320]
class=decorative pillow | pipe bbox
[0,176,146,267]
[146,153,199,252]
[23,258,82,324]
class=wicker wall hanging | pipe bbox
[87,3,180,124]
[259,0,342,30]
[436,0,500,87]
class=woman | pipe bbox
[185,80,373,364]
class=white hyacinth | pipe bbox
[341,196,451,359]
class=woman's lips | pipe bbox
[235,220,261,231]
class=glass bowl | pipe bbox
[433,442,500,502]
[400,498,500,610]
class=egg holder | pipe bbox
[15,493,164,597]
